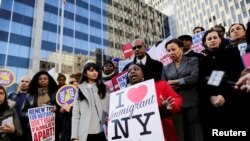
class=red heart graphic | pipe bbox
[127,85,148,103]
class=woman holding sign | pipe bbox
[0,85,23,141]
[127,63,182,141]
[71,61,109,141]
[22,71,59,141]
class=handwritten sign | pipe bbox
[56,85,77,106]
[108,79,164,141]
[28,106,55,141]
[0,69,16,88]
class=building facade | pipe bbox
[0,0,165,91]
[144,0,250,36]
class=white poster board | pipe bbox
[147,36,173,66]
[28,106,55,141]
[108,79,164,141]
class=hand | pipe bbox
[168,80,179,89]
[234,73,250,93]
[0,124,15,134]
[50,106,57,113]
[105,116,109,125]
[160,95,174,110]
[210,95,225,107]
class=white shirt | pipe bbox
[136,55,147,65]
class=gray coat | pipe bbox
[71,82,109,141]
[162,56,199,108]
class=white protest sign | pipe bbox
[191,31,205,53]
[147,36,172,66]
[118,60,132,73]
[28,106,55,141]
[108,79,164,141]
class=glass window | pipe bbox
[13,2,25,15]
[0,19,10,32]
[48,31,57,43]
[0,41,7,54]
[24,4,34,17]
[16,68,28,83]
[8,44,20,57]
[76,7,88,18]
[0,30,8,42]
[90,0,101,8]
[21,25,32,37]
[235,0,239,9]
[1,0,12,10]
[19,46,30,58]
[7,55,29,68]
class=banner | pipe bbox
[28,106,55,141]
[56,85,77,106]
[0,68,16,88]
[122,43,133,59]
[118,60,131,73]
[191,31,206,53]
[147,36,172,66]
[111,70,128,91]
[108,79,164,141]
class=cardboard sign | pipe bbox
[207,71,225,86]
[118,60,132,73]
[147,36,172,66]
[56,85,77,106]
[238,42,247,56]
[108,79,164,141]
[28,106,55,141]
[122,43,133,59]
[0,69,16,88]
[191,31,206,54]
[111,70,128,91]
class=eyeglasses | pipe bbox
[132,45,143,50]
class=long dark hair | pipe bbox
[28,70,58,95]
[0,86,9,115]
[202,29,222,48]
[78,63,106,101]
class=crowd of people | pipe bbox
[0,21,250,141]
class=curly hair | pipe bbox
[28,70,58,95]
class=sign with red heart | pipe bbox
[108,79,164,141]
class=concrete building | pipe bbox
[0,0,165,91]
[144,0,250,36]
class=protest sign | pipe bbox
[191,31,205,53]
[147,36,172,66]
[0,68,16,88]
[111,70,128,91]
[28,106,55,141]
[118,60,131,73]
[122,43,133,59]
[108,79,164,141]
[56,85,77,107]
